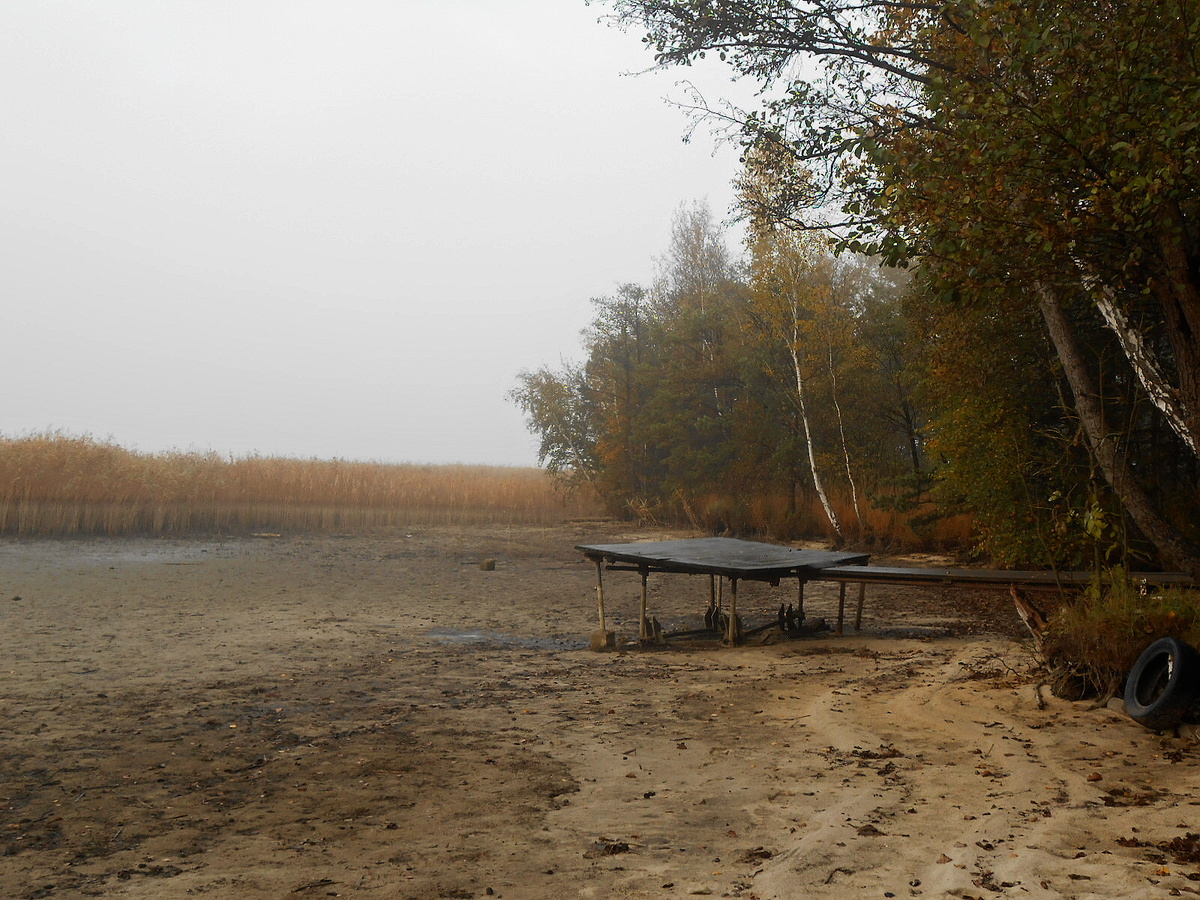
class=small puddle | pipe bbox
[0,539,245,566]
[425,627,582,651]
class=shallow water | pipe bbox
[0,538,247,566]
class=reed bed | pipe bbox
[0,434,603,536]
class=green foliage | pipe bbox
[598,0,1200,575]
[511,202,933,540]
[507,365,598,496]
[860,1,1200,573]
[906,281,1084,565]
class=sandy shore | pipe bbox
[2,524,1198,899]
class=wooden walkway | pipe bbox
[577,538,867,644]
[577,537,1195,646]
[577,537,867,580]
[808,564,1194,591]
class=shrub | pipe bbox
[1042,573,1200,699]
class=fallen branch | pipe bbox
[1011,586,1048,652]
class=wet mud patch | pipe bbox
[1,658,579,899]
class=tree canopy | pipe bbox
[591,0,1200,576]
[512,203,920,540]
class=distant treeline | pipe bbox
[0,433,602,536]
[512,203,1198,568]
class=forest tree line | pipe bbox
[514,0,1200,576]
[512,204,928,543]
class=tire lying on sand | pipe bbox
[1124,636,1200,731]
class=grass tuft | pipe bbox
[1042,573,1200,698]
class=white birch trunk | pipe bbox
[791,316,842,538]
[827,343,862,528]
[1037,281,1200,579]
[1093,285,1196,455]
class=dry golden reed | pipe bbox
[684,488,973,553]
[0,433,603,536]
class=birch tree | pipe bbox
[745,227,844,538]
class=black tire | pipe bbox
[1124,637,1200,731]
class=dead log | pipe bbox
[1011,586,1048,652]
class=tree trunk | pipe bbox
[1094,286,1196,456]
[791,329,842,539]
[1151,212,1200,454]
[827,343,862,530]
[1010,586,1047,652]
[1037,282,1200,579]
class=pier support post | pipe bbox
[589,559,615,651]
[724,577,741,643]
[639,567,651,642]
[837,583,846,635]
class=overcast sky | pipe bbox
[2,1,747,467]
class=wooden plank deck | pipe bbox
[812,564,1195,591]
[576,537,1195,648]
[577,537,868,581]
[577,537,868,645]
